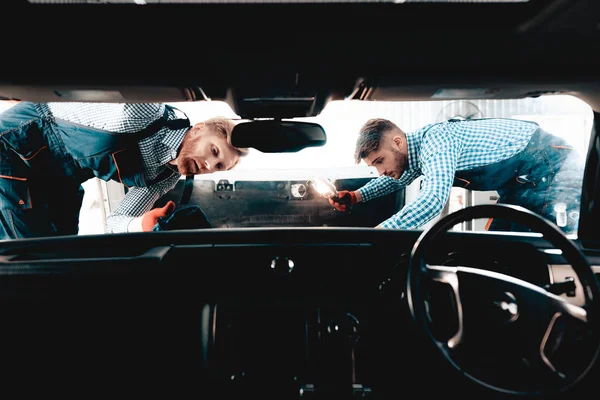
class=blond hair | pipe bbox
[203,117,250,159]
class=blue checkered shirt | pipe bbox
[358,118,539,229]
[47,103,188,233]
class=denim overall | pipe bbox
[451,123,582,232]
[0,102,190,239]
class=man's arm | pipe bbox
[376,174,453,229]
[357,175,404,203]
[47,103,165,133]
[330,175,404,211]
[377,127,461,229]
[106,173,180,233]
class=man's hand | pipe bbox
[141,200,176,232]
[329,190,357,212]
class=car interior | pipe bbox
[1,0,600,399]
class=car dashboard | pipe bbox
[0,228,598,399]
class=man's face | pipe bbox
[362,134,407,180]
[177,123,240,175]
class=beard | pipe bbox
[176,134,203,175]
[391,146,408,179]
[178,158,199,175]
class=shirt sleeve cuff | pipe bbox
[358,187,371,202]
[105,215,134,233]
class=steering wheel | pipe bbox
[407,204,600,396]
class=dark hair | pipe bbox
[354,118,404,164]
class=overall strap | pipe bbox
[134,104,191,140]
[145,105,196,203]
[120,105,191,187]
[180,175,195,205]
[164,105,199,205]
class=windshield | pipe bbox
[0,94,592,239]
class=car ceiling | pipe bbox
[1,0,600,116]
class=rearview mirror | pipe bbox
[231,120,327,153]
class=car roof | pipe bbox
[1,0,599,115]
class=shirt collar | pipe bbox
[405,130,421,173]
[397,124,429,180]
[158,126,189,165]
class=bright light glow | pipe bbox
[310,177,336,197]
